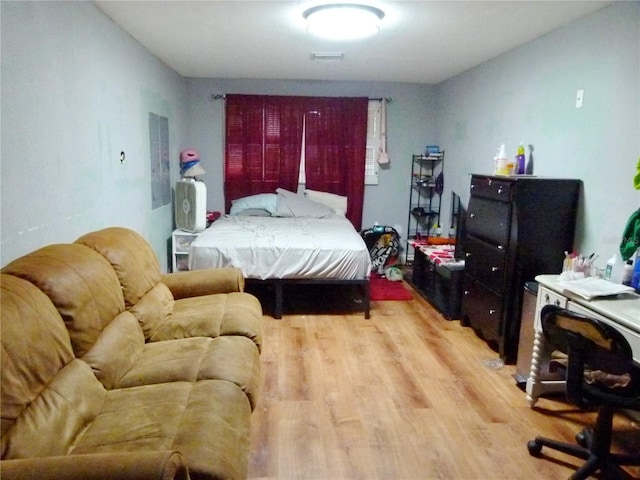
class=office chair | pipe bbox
[527,305,640,480]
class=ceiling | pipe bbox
[93,1,613,85]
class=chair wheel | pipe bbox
[527,439,543,456]
[575,431,587,447]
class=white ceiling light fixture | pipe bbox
[303,3,385,41]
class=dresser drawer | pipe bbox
[463,277,503,341]
[466,196,511,245]
[464,235,507,293]
[470,176,513,201]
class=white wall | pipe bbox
[185,3,640,269]
[2,1,638,273]
[1,1,188,270]
[185,78,438,236]
[436,1,640,267]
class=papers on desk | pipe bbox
[556,277,636,300]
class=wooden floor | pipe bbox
[247,282,640,480]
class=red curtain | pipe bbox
[225,95,304,213]
[303,97,368,231]
[224,94,368,230]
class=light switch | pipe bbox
[576,89,584,108]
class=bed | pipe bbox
[188,189,372,318]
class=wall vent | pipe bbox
[310,52,345,62]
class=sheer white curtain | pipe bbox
[365,98,390,185]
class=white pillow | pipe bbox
[230,193,277,215]
[274,188,334,218]
[304,189,348,217]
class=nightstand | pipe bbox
[171,229,201,272]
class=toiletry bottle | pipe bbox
[516,142,525,174]
[621,260,633,286]
[631,256,640,291]
[604,253,622,283]
[494,144,509,175]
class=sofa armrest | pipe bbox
[161,268,245,299]
[0,451,189,480]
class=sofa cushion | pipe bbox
[165,292,263,351]
[76,228,177,341]
[129,282,175,340]
[117,336,261,409]
[81,311,145,390]
[2,244,125,357]
[0,275,75,441]
[72,380,252,480]
[192,336,261,410]
[79,309,260,408]
[2,359,106,459]
[75,227,163,308]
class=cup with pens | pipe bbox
[561,251,598,280]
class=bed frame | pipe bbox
[246,278,370,319]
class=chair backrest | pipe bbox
[540,304,634,407]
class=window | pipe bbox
[299,100,383,186]
[365,99,382,185]
[225,94,368,230]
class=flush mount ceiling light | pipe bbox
[303,3,385,40]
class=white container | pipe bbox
[494,144,510,175]
[622,260,634,286]
[604,252,623,283]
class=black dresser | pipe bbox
[461,174,581,363]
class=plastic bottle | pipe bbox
[494,144,509,175]
[516,142,526,174]
[631,256,640,291]
[604,252,622,283]
[621,260,633,286]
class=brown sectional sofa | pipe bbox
[1,227,263,480]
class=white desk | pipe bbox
[525,274,640,407]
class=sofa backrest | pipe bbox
[0,274,106,459]
[2,244,125,357]
[75,227,162,307]
[2,244,145,390]
[75,227,174,339]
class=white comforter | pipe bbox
[189,215,372,280]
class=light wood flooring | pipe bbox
[247,282,640,480]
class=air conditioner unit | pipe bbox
[175,179,206,232]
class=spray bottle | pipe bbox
[516,142,526,174]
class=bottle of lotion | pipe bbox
[494,144,509,175]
